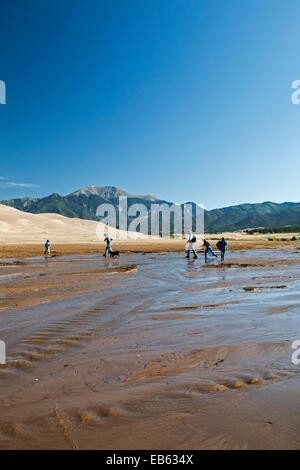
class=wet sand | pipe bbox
[0,249,300,449]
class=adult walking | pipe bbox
[216,237,227,261]
[103,233,113,257]
[202,239,217,262]
[185,231,198,259]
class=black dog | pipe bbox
[109,250,120,258]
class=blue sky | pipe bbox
[0,0,300,209]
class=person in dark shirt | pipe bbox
[202,239,217,262]
[216,237,227,261]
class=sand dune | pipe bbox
[0,204,150,244]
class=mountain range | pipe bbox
[1,186,300,233]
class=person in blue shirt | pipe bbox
[44,240,50,256]
[216,237,227,261]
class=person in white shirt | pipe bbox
[103,233,113,257]
[185,231,198,259]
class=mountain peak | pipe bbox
[68,185,129,199]
[68,185,158,201]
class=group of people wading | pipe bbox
[185,231,227,261]
[43,233,227,262]
[103,231,227,262]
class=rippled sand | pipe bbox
[0,249,300,449]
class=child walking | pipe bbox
[44,240,50,256]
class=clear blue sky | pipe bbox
[0,0,300,209]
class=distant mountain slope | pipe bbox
[205,201,300,232]
[1,186,300,233]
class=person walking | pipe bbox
[202,239,217,262]
[103,233,113,257]
[216,237,227,261]
[185,231,198,259]
[44,239,50,256]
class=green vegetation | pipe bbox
[267,236,299,241]
[246,225,300,234]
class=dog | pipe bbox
[109,250,120,258]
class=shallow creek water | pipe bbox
[0,250,300,449]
